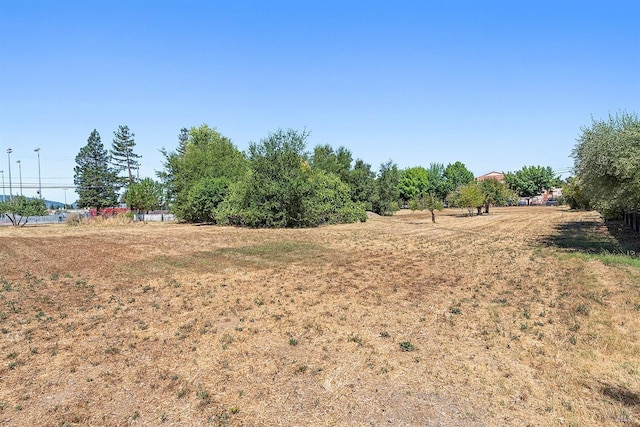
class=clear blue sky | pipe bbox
[1,0,638,204]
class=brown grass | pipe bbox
[1,207,639,426]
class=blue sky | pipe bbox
[1,1,638,204]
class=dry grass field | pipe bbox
[1,206,639,426]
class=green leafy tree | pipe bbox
[122,178,164,214]
[218,129,365,227]
[347,159,378,211]
[399,166,429,202]
[443,161,475,195]
[480,179,515,213]
[177,177,230,223]
[562,176,591,210]
[111,125,141,186]
[302,169,367,225]
[425,163,449,201]
[504,165,560,204]
[409,192,444,223]
[448,182,484,216]
[373,160,401,216]
[74,130,119,211]
[159,124,247,222]
[572,112,640,217]
[0,196,47,227]
[309,144,353,183]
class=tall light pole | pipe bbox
[0,170,4,202]
[16,160,22,196]
[34,147,42,199]
[6,148,12,198]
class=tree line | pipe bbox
[35,123,559,229]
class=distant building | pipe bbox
[476,171,505,182]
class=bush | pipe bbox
[217,130,366,228]
[173,177,230,223]
[65,213,84,226]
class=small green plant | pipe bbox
[197,389,211,406]
[379,331,390,338]
[220,333,234,349]
[104,345,120,355]
[399,341,415,352]
[229,406,239,414]
[348,334,363,346]
[576,304,590,316]
[289,337,299,346]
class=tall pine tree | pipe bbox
[74,130,119,211]
[177,127,189,155]
[111,125,141,186]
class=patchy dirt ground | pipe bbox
[1,207,639,426]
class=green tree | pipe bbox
[111,125,141,186]
[409,192,444,223]
[177,177,230,223]
[302,169,366,225]
[347,159,378,211]
[425,163,449,201]
[309,144,353,183]
[572,112,640,217]
[159,124,247,222]
[448,182,484,216]
[399,166,429,202]
[122,178,164,214]
[0,196,47,227]
[504,165,560,204]
[218,129,365,227]
[443,161,475,196]
[373,160,400,216]
[480,179,515,213]
[177,127,189,155]
[74,130,119,211]
[562,176,591,210]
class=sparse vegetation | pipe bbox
[0,207,639,426]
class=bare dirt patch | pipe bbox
[1,207,639,426]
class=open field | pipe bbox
[1,207,640,426]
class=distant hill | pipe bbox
[0,195,73,209]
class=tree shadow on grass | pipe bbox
[541,215,640,255]
[601,383,640,407]
[600,382,640,425]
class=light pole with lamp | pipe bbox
[6,148,12,198]
[34,147,42,199]
[16,160,22,196]
[0,170,4,202]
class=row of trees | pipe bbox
[570,111,640,218]
[71,124,561,228]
